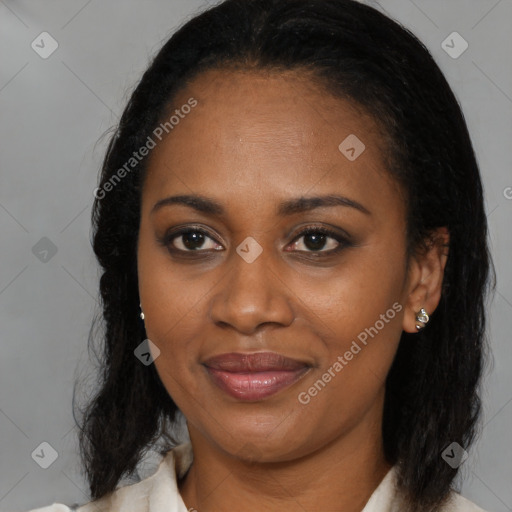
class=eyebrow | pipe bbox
[151,193,371,216]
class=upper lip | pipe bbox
[203,352,309,372]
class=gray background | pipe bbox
[1,0,511,510]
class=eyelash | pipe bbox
[157,224,352,258]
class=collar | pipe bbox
[81,442,476,512]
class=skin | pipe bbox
[137,67,449,512]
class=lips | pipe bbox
[203,352,308,372]
[202,352,310,401]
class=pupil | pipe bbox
[183,231,204,250]
[305,233,326,251]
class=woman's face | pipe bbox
[137,68,415,461]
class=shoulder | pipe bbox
[24,442,193,512]
[374,466,489,512]
[24,506,76,512]
[440,490,488,512]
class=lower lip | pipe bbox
[205,367,310,401]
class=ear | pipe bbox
[402,227,450,333]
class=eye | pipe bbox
[159,226,223,253]
[287,226,349,254]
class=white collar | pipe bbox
[77,441,485,512]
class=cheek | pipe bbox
[137,225,216,343]
[291,241,406,405]
[294,241,406,344]
[294,299,403,441]
[137,232,211,400]
[146,300,209,419]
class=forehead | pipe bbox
[142,67,402,220]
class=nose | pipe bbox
[208,245,295,335]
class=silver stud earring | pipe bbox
[415,308,429,330]
[140,303,145,321]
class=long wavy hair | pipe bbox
[75,1,494,510]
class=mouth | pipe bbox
[202,351,311,401]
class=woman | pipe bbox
[29,0,493,511]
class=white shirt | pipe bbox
[28,442,487,512]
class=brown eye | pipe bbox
[159,227,223,253]
[174,230,208,250]
[289,227,350,254]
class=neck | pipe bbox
[178,408,391,512]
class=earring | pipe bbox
[139,303,145,321]
[415,308,429,331]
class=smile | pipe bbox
[202,351,311,401]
